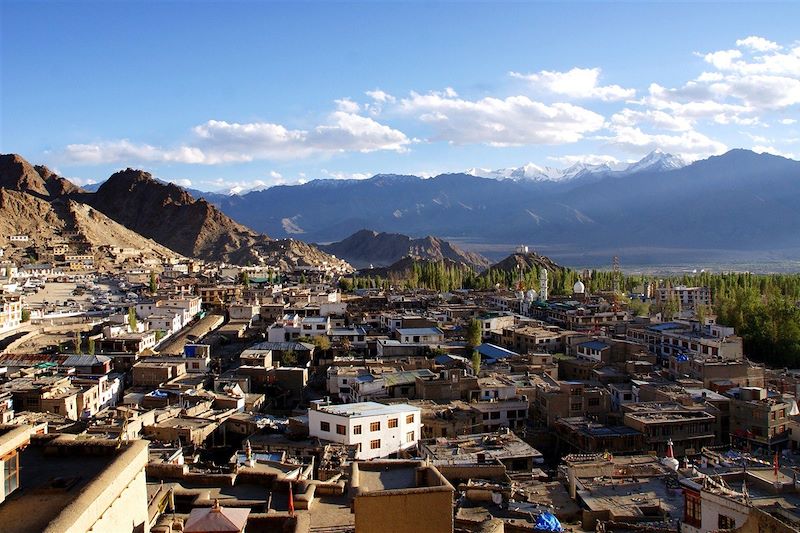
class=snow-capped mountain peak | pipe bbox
[623,150,686,174]
[467,149,687,183]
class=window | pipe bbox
[353,425,362,435]
[320,421,330,432]
[336,424,346,435]
[370,421,380,432]
[406,414,414,424]
[406,431,415,443]
[3,452,19,495]
[388,418,398,428]
[370,439,381,449]
[718,514,736,530]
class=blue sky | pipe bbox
[2,1,799,191]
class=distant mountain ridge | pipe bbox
[466,150,685,182]
[319,229,491,271]
[203,149,800,263]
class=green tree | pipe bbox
[282,348,297,366]
[21,308,30,322]
[696,303,709,327]
[628,298,650,317]
[128,307,138,331]
[471,350,481,375]
[339,277,353,292]
[240,271,250,287]
[300,273,307,285]
[311,335,331,352]
[149,271,158,294]
[466,319,482,349]
[74,332,82,354]
[87,336,95,356]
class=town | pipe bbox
[0,238,798,533]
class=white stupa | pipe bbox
[573,280,586,294]
[661,439,680,471]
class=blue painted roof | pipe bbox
[578,341,609,351]
[397,327,443,336]
[476,343,519,359]
[648,322,684,332]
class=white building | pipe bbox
[0,294,23,334]
[396,327,445,345]
[308,401,421,460]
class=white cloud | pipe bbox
[752,145,797,159]
[600,125,727,160]
[334,98,361,113]
[67,176,98,186]
[510,67,635,101]
[610,108,693,131]
[269,170,283,179]
[62,111,410,165]
[174,178,192,187]
[365,89,396,103]
[736,36,782,52]
[780,118,798,125]
[320,169,372,180]
[549,154,622,166]
[398,91,605,145]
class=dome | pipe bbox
[573,280,586,293]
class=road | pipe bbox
[158,312,225,355]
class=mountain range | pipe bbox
[183,149,799,265]
[5,148,800,269]
[0,155,352,270]
[466,150,685,182]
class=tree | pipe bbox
[311,335,331,352]
[240,271,250,287]
[471,350,481,376]
[149,271,158,294]
[628,298,650,317]
[300,273,307,285]
[128,307,138,331]
[282,349,297,366]
[339,277,353,292]
[74,332,82,355]
[21,308,30,322]
[696,303,709,327]
[466,319,482,349]
[87,336,95,356]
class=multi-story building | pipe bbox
[534,378,610,427]
[0,293,22,334]
[655,285,712,309]
[728,386,793,451]
[622,402,716,455]
[627,321,743,360]
[308,400,421,460]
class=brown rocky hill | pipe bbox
[90,168,261,260]
[0,187,178,265]
[88,168,351,270]
[320,229,491,271]
[0,154,83,198]
[484,251,563,276]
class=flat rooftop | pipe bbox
[421,431,543,464]
[0,436,141,533]
[313,401,419,418]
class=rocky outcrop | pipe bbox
[320,229,491,271]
